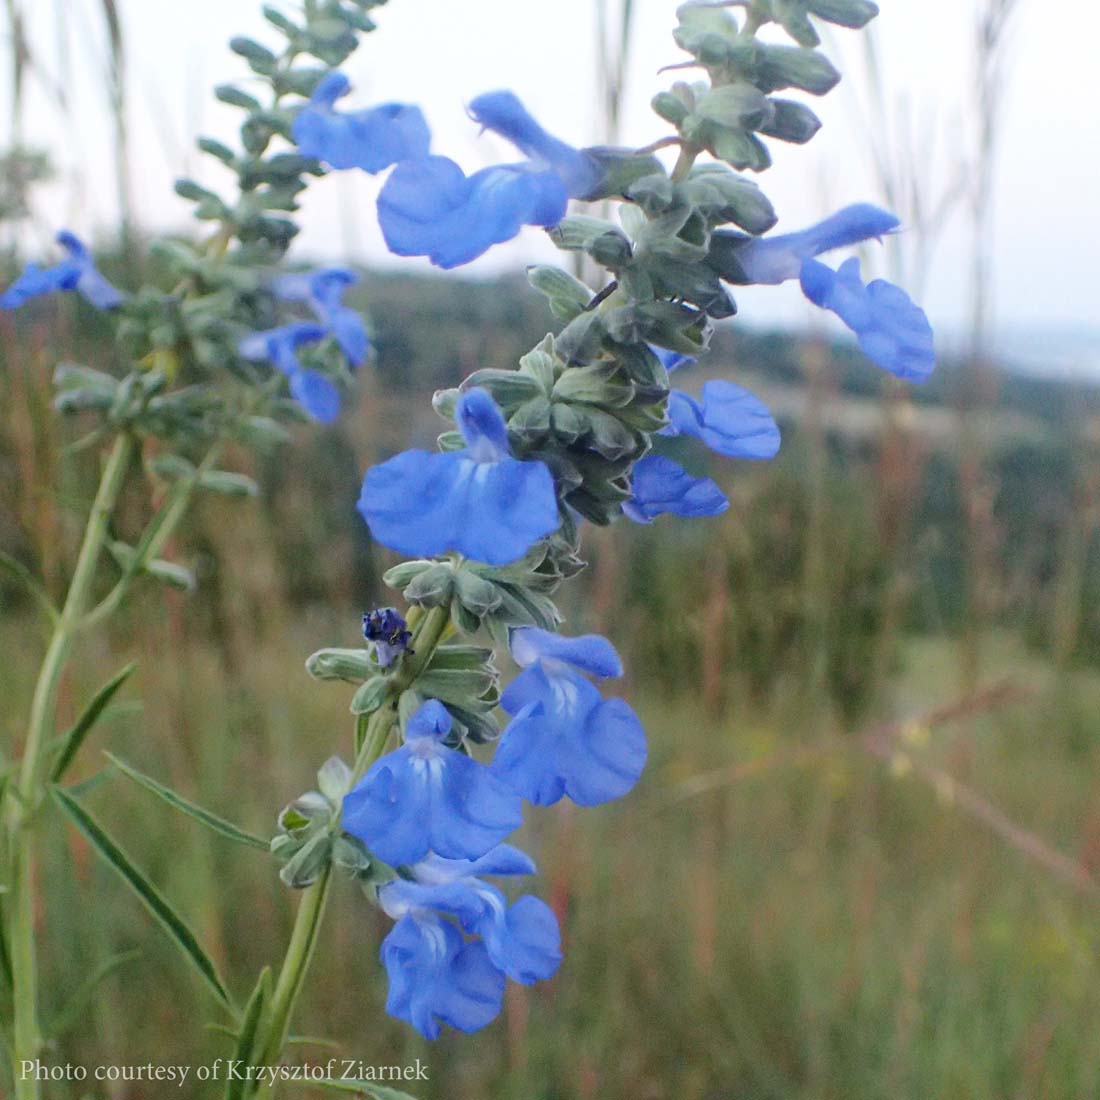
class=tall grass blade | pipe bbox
[4,0,27,143]
[50,662,137,781]
[103,752,269,851]
[46,949,140,1038]
[0,551,60,627]
[313,1083,419,1100]
[99,0,137,247]
[224,968,271,1100]
[51,785,234,1011]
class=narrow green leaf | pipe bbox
[66,767,118,800]
[51,662,137,781]
[0,888,13,987]
[224,968,271,1100]
[200,470,260,497]
[51,786,233,1010]
[311,1082,419,1100]
[207,1024,339,1050]
[143,558,197,592]
[283,1035,341,1051]
[103,753,269,851]
[0,551,59,626]
[47,949,140,1038]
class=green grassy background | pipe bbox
[7,621,1100,1099]
[5,275,1100,1098]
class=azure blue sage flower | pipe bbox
[358,387,559,565]
[468,90,598,200]
[377,91,597,268]
[378,912,503,1040]
[652,347,696,375]
[292,72,431,173]
[623,454,728,524]
[0,231,125,311]
[706,204,934,380]
[493,628,647,807]
[274,267,370,367]
[362,607,413,668]
[664,381,781,459]
[649,346,780,459]
[342,700,522,865]
[800,257,935,381]
[381,845,561,986]
[238,323,341,423]
[733,203,900,285]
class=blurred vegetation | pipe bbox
[5,258,1100,1097]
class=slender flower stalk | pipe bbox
[7,432,135,1098]
[247,605,453,1091]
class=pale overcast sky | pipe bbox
[5,1,1099,366]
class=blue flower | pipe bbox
[492,628,647,807]
[652,347,696,375]
[800,257,935,381]
[664,381,781,459]
[382,846,562,986]
[292,72,431,173]
[648,347,781,459]
[468,91,598,199]
[623,454,728,524]
[0,231,125,311]
[378,157,571,270]
[342,700,523,866]
[708,206,935,380]
[273,267,370,367]
[362,607,413,668]
[238,323,341,423]
[377,91,596,268]
[736,204,900,285]
[358,387,559,566]
[379,913,503,1040]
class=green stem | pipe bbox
[670,143,699,182]
[249,605,451,1093]
[81,443,224,631]
[251,865,333,1089]
[6,432,135,1100]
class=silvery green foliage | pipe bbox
[271,757,375,887]
[378,0,871,632]
[304,6,897,889]
[307,637,504,746]
[52,1,388,453]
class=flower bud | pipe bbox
[809,0,879,30]
[305,647,374,682]
[578,148,664,202]
[652,92,689,125]
[403,562,456,606]
[758,99,823,145]
[756,44,840,96]
[527,265,592,322]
